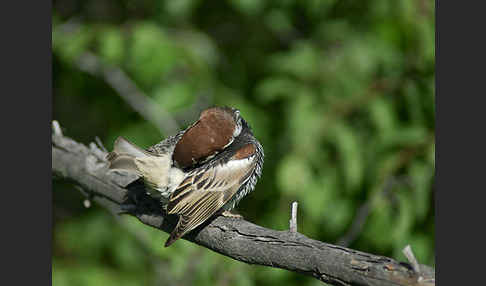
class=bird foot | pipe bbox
[220,210,244,219]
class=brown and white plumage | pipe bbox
[107,106,264,247]
[107,134,186,201]
[165,142,260,246]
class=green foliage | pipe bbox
[53,0,435,284]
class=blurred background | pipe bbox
[52,0,435,285]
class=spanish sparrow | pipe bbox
[107,107,264,246]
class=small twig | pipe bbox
[89,142,108,163]
[52,120,63,136]
[95,136,108,153]
[289,201,298,233]
[402,245,435,285]
[402,245,420,275]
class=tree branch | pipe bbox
[51,123,435,286]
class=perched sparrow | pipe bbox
[107,107,264,247]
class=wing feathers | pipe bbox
[165,156,256,246]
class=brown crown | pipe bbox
[173,107,236,168]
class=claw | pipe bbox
[221,210,244,219]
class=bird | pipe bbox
[106,106,264,247]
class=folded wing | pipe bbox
[165,153,256,247]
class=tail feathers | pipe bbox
[107,153,139,172]
[165,215,190,247]
[113,136,151,157]
[107,136,150,172]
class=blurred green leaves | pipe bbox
[277,154,312,196]
[99,27,125,65]
[268,41,320,81]
[53,0,435,285]
[128,23,179,87]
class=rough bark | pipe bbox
[51,130,435,286]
